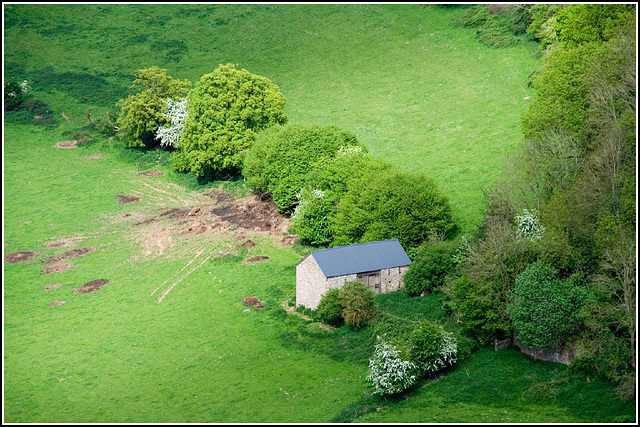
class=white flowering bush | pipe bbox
[290,187,334,245]
[20,80,29,94]
[366,339,418,395]
[410,321,458,374]
[156,97,188,148]
[515,209,544,241]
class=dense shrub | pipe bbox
[507,262,589,348]
[409,320,457,374]
[522,43,606,144]
[366,339,418,396]
[332,169,454,250]
[291,147,392,246]
[404,240,457,296]
[72,130,93,146]
[243,124,360,213]
[290,188,335,245]
[4,81,24,110]
[340,281,377,328]
[555,4,635,47]
[460,5,533,47]
[174,64,287,176]
[117,66,191,148]
[315,288,344,325]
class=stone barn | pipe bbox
[296,239,412,309]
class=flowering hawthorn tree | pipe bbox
[156,97,188,148]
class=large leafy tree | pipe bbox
[117,66,191,148]
[173,64,287,176]
[332,169,454,250]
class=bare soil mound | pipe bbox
[48,301,66,307]
[5,251,37,263]
[41,263,73,274]
[235,240,256,249]
[213,196,283,232]
[139,170,164,176]
[73,279,109,294]
[54,140,78,149]
[44,284,62,291]
[41,247,94,264]
[243,296,260,306]
[116,194,142,204]
[246,256,269,263]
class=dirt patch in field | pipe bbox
[5,251,38,263]
[140,170,164,176]
[116,194,142,204]
[243,296,260,306]
[160,208,190,219]
[279,235,297,245]
[203,188,234,204]
[41,263,73,274]
[54,140,78,149]
[135,218,157,226]
[73,279,109,294]
[48,301,66,307]
[246,256,269,263]
[235,239,256,249]
[41,247,94,264]
[44,284,62,291]
[212,194,286,233]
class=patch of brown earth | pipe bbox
[44,284,62,291]
[243,296,260,306]
[73,279,109,294]
[41,264,73,274]
[5,251,38,263]
[160,208,190,219]
[135,218,157,226]
[246,256,269,263]
[48,301,66,307]
[235,239,256,249]
[139,170,164,176]
[54,140,78,149]
[116,194,142,204]
[188,207,202,216]
[41,247,95,264]
[182,221,216,235]
[203,188,234,204]
[280,235,297,245]
[212,194,285,233]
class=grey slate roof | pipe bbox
[308,239,412,278]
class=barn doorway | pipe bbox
[357,270,382,294]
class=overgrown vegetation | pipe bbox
[448,3,636,399]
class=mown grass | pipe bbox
[4,4,634,423]
[4,3,539,232]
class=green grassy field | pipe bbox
[3,4,634,423]
[4,3,539,231]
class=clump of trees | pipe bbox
[447,4,635,399]
[117,66,191,148]
[244,123,454,250]
[172,63,287,176]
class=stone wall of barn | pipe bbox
[379,266,409,293]
[296,255,409,310]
